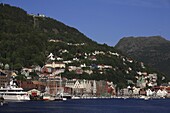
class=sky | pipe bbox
[1,0,170,46]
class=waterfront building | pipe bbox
[17,80,46,91]
[28,89,41,97]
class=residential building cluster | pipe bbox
[0,49,169,98]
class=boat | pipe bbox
[54,95,64,101]
[42,86,55,101]
[72,95,81,99]
[139,95,150,100]
[62,93,72,99]
[0,80,30,101]
[42,90,66,101]
[42,94,55,101]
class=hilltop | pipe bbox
[0,3,169,88]
[115,36,170,77]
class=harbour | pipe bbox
[1,98,170,113]
[1,2,170,113]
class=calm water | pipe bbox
[0,98,170,113]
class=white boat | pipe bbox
[0,80,30,101]
[42,94,55,101]
[72,96,81,99]
[62,93,72,99]
[139,95,150,100]
[42,93,66,101]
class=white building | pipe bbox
[45,62,65,68]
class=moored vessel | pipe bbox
[0,80,30,101]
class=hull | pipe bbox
[43,96,51,101]
[43,95,55,101]
[62,93,72,99]
[3,95,30,101]
[0,80,30,101]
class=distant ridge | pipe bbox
[115,36,170,77]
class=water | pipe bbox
[0,98,169,113]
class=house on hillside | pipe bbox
[147,73,157,87]
[95,51,105,55]
[56,57,63,61]
[76,69,83,74]
[89,56,97,61]
[21,67,34,78]
[108,51,119,56]
[136,76,146,88]
[68,66,77,72]
[42,62,65,73]
[84,70,93,75]
[34,65,41,72]
[63,60,72,64]
[97,64,112,70]
[59,49,69,54]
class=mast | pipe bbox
[56,77,57,96]
[59,74,63,97]
[93,80,97,95]
[55,74,62,97]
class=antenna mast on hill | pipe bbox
[33,15,39,28]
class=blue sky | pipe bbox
[1,0,170,46]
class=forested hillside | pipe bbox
[0,3,97,68]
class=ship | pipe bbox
[0,79,30,101]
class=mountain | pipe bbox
[0,3,169,88]
[0,3,97,67]
[115,36,170,77]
